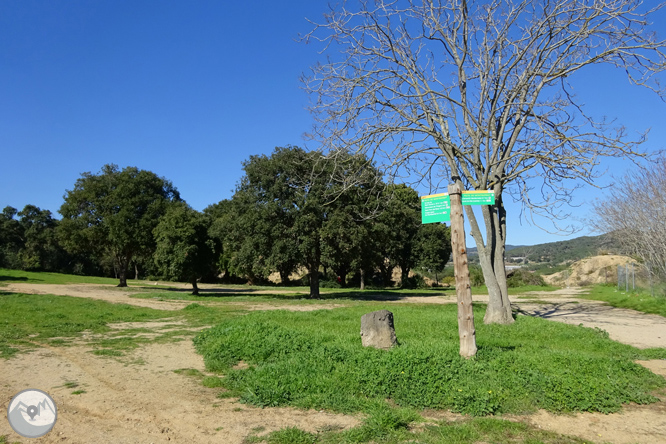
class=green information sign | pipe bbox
[421,193,450,224]
[461,190,495,205]
[421,190,495,224]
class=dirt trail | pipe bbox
[3,283,666,443]
[0,334,359,443]
[4,282,342,312]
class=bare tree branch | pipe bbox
[302,0,666,323]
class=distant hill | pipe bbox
[468,234,616,266]
[508,234,615,264]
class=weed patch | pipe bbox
[195,305,666,416]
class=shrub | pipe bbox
[469,266,485,286]
[400,274,427,289]
[506,269,547,288]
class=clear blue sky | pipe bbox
[1,1,665,247]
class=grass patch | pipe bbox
[0,291,170,356]
[92,349,125,357]
[195,304,666,417]
[174,368,204,377]
[246,416,590,444]
[71,390,87,395]
[582,285,666,317]
[0,289,242,358]
[0,268,129,286]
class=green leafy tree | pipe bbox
[0,206,22,269]
[375,184,422,286]
[16,205,65,271]
[0,205,67,271]
[59,164,180,287]
[321,155,385,289]
[414,223,452,285]
[230,147,328,296]
[204,199,238,282]
[153,203,218,295]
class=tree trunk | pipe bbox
[464,190,513,324]
[309,262,320,299]
[279,269,290,286]
[134,262,139,280]
[379,262,394,287]
[191,279,199,295]
[360,268,365,290]
[308,237,321,299]
[400,265,410,287]
[116,253,130,287]
[117,268,128,287]
[247,271,257,286]
[449,184,477,358]
[338,269,348,288]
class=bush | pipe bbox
[469,266,485,287]
[441,276,456,286]
[400,274,427,289]
[506,269,547,288]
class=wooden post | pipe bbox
[448,183,477,358]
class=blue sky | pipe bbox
[1,1,665,247]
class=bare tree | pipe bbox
[302,0,665,323]
[592,158,666,285]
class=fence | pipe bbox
[617,263,666,297]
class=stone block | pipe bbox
[360,310,397,350]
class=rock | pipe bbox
[360,310,397,350]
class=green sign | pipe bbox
[421,190,495,224]
[421,193,451,224]
[461,190,495,205]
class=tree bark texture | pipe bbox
[449,184,477,358]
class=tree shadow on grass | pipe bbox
[183,288,453,302]
[0,275,33,283]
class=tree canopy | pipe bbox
[59,164,181,287]
[153,202,219,295]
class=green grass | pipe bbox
[246,417,593,444]
[195,304,666,417]
[0,290,172,358]
[0,267,129,285]
[581,285,666,317]
[0,290,246,359]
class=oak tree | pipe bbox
[59,164,180,287]
[153,203,218,295]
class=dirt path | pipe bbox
[3,283,666,443]
[0,333,359,443]
[4,282,343,312]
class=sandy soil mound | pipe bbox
[543,255,637,287]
